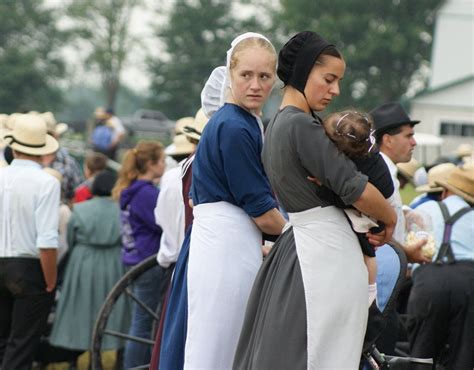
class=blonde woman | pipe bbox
[112,141,167,369]
[184,33,286,370]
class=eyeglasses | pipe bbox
[335,113,376,153]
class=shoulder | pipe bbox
[416,200,441,216]
[136,182,159,200]
[37,170,61,190]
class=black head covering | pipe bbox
[92,170,117,197]
[277,31,335,93]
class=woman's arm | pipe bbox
[353,182,397,245]
[253,208,286,235]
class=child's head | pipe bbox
[323,110,375,158]
[112,140,165,200]
[84,151,108,178]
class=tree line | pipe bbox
[0,0,442,121]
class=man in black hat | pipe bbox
[369,102,430,356]
[370,102,429,261]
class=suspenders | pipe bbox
[435,201,473,264]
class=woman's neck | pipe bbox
[227,94,261,116]
[280,86,310,113]
[137,173,154,181]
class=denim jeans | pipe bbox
[124,264,167,369]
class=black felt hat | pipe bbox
[370,102,420,135]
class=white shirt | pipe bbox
[108,115,126,139]
[0,159,60,258]
[380,152,406,244]
[416,195,473,262]
[155,165,185,268]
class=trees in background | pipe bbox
[0,1,66,113]
[0,0,445,119]
[66,0,142,110]
[272,0,443,111]
[147,0,261,119]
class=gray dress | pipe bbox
[49,197,131,351]
[234,106,369,369]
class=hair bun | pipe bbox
[277,31,335,94]
[277,31,313,84]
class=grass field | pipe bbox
[400,183,418,206]
[44,351,117,370]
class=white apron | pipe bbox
[185,201,262,370]
[288,206,368,369]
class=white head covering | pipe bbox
[201,32,273,119]
[201,66,227,119]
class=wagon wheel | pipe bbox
[91,254,172,370]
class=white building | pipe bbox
[410,0,474,163]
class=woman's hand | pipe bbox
[366,222,395,247]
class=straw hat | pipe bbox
[0,114,9,149]
[456,143,473,158]
[39,111,68,136]
[165,133,195,156]
[415,163,456,193]
[436,166,474,204]
[94,107,108,120]
[396,158,419,183]
[2,114,59,156]
[181,108,209,141]
[174,117,194,135]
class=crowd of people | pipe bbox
[0,30,473,370]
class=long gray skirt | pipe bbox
[233,228,307,370]
[234,207,367,370]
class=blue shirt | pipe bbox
[191,103,277,218]
[416,195,473,262]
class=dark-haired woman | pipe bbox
[234,31,397,369]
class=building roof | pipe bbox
[413,75,474,98]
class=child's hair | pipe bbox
[323,110,375,158]
[112,140,164,200]
[85,152,108,174]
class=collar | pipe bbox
[380,152,397,178]
[10,159,42,169]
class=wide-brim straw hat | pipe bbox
[181,108,209,141]
[94,107,108,120]
[436,166,474,204]
[396,158,419,183]
[2,114,59,156]
[0,114,9,149]
[174,117,194,135]
[31,111,68,136]
[416,163,456,193]
[165,134,195,156]
[456,143,473,158]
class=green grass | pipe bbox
[44,351,117,370]
[400,183,419,206]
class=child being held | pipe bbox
[322,110,395,307]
